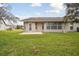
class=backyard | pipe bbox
[0,30,79,56]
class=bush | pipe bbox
[16,25,24,29]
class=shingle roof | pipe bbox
[23,17,64,22]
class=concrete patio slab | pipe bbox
[20,32,43,35]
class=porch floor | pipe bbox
[20,32,43,34]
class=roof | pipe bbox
[23,17,64,22]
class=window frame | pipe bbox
[46,22,62,30]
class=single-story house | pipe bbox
[0,24,17,30]
[23,17,79,32]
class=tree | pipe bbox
[63,3,79,32]
[0,3,19,25]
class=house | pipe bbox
[0,24,17,30]
[23,17,79,32]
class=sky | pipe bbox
[0,3,66,25]
[8,3,66,20]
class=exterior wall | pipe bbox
[64,22,79,32]
[35,23,44,32]
[43,22,64,32]
[65,23,71,32]
[24,22,78,32]
[24,22,65,32]
[63,23,75,32]
[32,23,36,32]
[0,24,7,30]
[73,22,78,31]
[0,24,13,30]
[24,22,36,32]
[24,22,28,31]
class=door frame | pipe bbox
[29,23,32,31]
[35,23,44,32]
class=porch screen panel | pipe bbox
[47,23,62,30]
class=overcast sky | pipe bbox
[8,3,66,20]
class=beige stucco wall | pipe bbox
[24,22,28,31]
[73,22,78,31]
[65,22,78,32]
[24,22,78,32]
[24,22,36,32]
[24,22,64,32]
[35,23,43,32]
[65,23,71,31]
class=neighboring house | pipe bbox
[0,24,8,30]
[0,24,17,30]
[23,17,79,32]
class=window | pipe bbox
[47,26,51,29]
[42,23,44,30]
[35,23,37,30]
[29,24,32,31]
[58,23,62,29]
[47,23,62,30]
[70,26,73,30]
[58,25,62,29]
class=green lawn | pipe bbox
[0,30,79,56]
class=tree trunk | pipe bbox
[63,23,67,33]
[1,19,7,25]
[0,17,7,25]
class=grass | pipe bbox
[0,30,79,56]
